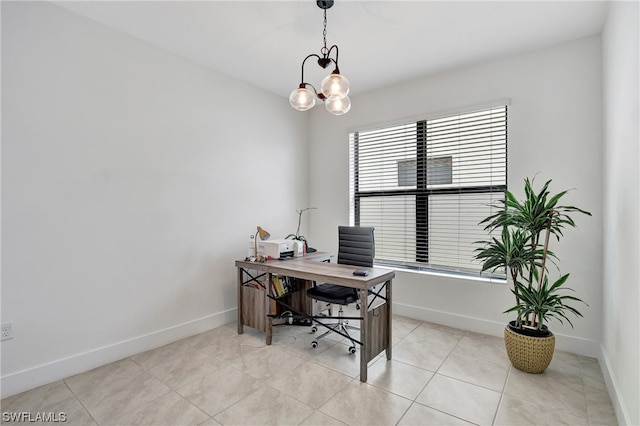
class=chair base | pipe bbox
[310,305,359,354]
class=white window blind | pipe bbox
[349,106,507,276]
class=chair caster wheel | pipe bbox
[311,326,317,333]
[311,341,318,348]
[348,346,356,354]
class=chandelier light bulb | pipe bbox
[289,86,317,111]
[321,73,350,100]
[325,95,351,115]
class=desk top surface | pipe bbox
[235,252,395,289]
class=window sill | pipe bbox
[374,263,508,285]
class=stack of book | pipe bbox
[271,275,298,297]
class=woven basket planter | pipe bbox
[504,323,555,374]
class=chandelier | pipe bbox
[289,0,351,115]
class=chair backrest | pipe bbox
[337,226,375,267]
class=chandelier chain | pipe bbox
[321,9,328,56]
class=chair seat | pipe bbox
[307,283,358,305]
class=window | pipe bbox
[349,105,507,276]
[397,157,453,187]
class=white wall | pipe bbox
[1,1,309,397]
[602,2,640,425]
[309,36,603,353]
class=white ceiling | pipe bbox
[51,1,610,98]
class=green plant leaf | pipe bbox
[506,275,587,330]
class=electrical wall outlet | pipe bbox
[1,322,14,341]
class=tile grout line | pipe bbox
[491,363,513,426]
[579,356,595,426]
[62,379,99,425]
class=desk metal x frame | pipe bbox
[235,253,395,382]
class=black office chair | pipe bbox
[307,226,375,354]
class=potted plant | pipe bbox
[286,207,317,253]
[474,177,591,373]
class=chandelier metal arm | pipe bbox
[304,82,326,100]
[300,53,321,85]
[324,44,340,74]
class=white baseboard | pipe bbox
[393,302,601,357]
[394,302,506,338]
[1,309,237,399]
[598,346,632,426]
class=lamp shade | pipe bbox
[321,73,349,100]
[256,226,270,240]
[325,95,351,115]
[289,86,317,111]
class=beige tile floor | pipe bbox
[1,315,618,425]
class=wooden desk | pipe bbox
[235,253,395,382]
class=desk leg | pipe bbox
[359,288,369,382]
[386,279,392,360]
[266,272,273,345]
[237,267,243,335]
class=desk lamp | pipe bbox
[254,226,270,262]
